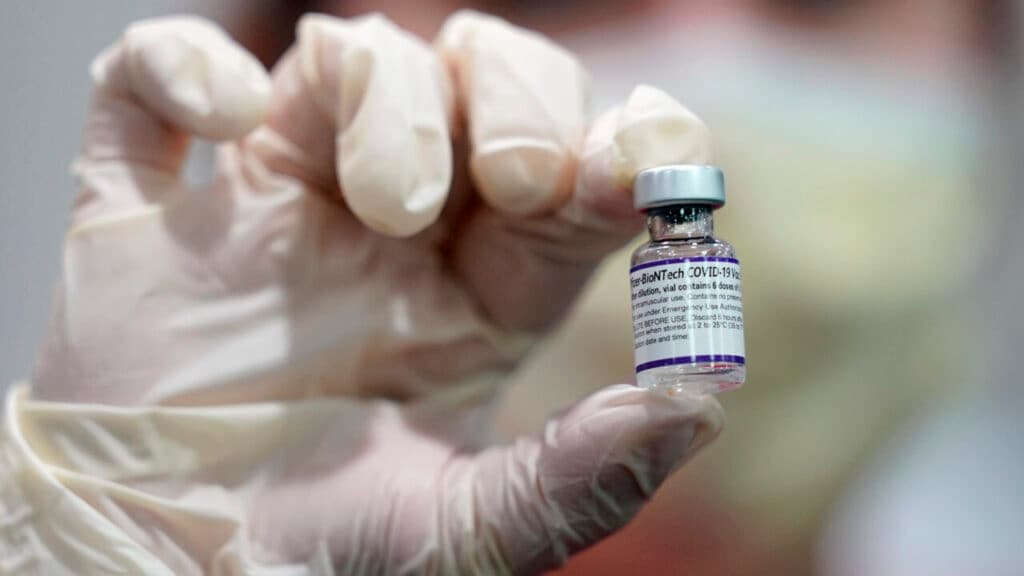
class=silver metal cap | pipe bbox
[633,165,725,210]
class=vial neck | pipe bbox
[646,205,714,241]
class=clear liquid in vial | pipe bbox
[631,221,746,396]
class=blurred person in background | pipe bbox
[818,3,1024,574]
[0,0,1013,575]
[511,1,1004,574]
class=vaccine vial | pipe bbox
[630,165,746,395]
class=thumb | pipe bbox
[444,384,724,574]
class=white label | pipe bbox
[630,257,745,373]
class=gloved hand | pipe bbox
[27,12,723,574]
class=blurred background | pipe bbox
[1,1,1020,574]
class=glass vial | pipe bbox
[630,165,746,395]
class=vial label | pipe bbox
[630,257,745,373]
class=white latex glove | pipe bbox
[25,12,723,574]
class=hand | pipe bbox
[29,12,723,573]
